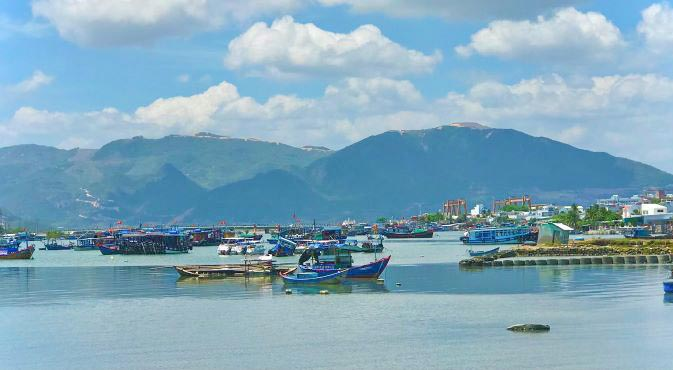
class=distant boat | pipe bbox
[623,227,673,240]
[280,268,348,284]
[44,239,73,250]
[468,247,500,257]
[99,244,120,255]
[382,227,434,239]
[362,235,384,253]
[460,226,536,245]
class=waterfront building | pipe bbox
[537,223,573,245]
[597,194,642,212]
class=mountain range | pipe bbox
[2,124,672,227]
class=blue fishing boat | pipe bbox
[268,237,296,257]
[468,247,500,257]
[460,226,536,245]
[297,243,391,279]
[0,238,35,260]
[280,268,348,284]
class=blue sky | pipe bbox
[2,1,673,172]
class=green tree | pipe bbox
[376,217,388,223]
[501,204,529,212]
[46,230,65,239]
[552,204,581,229]
[424,212,446,223]
[584,204,621,226]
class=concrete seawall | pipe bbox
[480,254,673,267]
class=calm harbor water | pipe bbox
[1,232,672,369]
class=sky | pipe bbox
[2,1,673,172]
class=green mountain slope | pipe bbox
[1,125,672,226]
[303,125,673,216]
[93,134,329,190]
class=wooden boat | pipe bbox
[0,244,35,260]
[382,227,434,239]
[99,244,120,255]
[460,226,536,244]
[175,260,282,278]
[280,268,348,284]
[468,247,500,257]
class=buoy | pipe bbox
[319,290,329,295]
[395,282,401,286]
[285,289,292,294]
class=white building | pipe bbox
[470,204,485,217]
[640,203,668,215]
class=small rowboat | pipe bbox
[664,279,673,293]
[468,247,499,257]
[280,268,347,284]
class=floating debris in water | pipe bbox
[507,324,550,332]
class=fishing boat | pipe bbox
[268,237,296,257]
[362,235,384,253]
[468,247,500,257]
[74,236,115,251]
[460,226,536,245]
[238,231,263,241]
[623,227,673,239]
[0,238,35,260]
[280,268,348,284]
[297,243,391,279]
[382,226,434,239]
[217,237,257,255]
[44,239,73,250]
[99,244,120,255]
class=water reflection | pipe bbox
[0,264,669,307]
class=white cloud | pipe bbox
[0,14,48,39]
[434,73,673,171]
[5,73,673,172]
[31,0,304,47]
[224,16,441,78]
[638,2,673,53]
[456,8,623,62]
[319,0,579,21]
[176,74,190,83]
[7,70,54,93]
